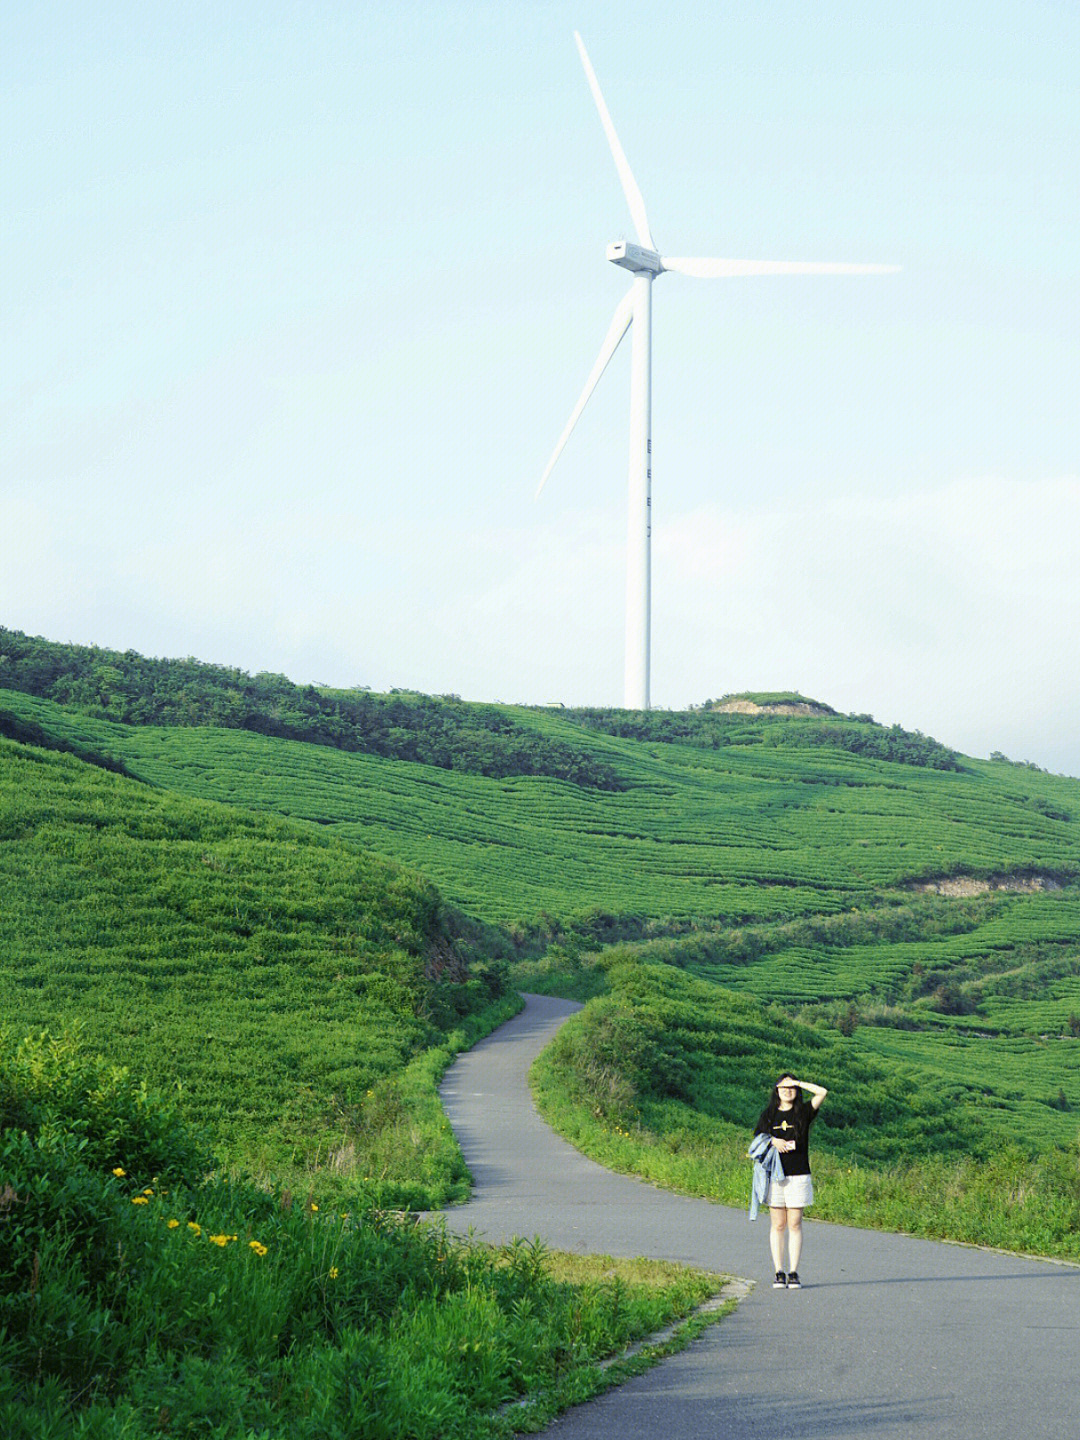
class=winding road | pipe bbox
[438,994,1079,1440]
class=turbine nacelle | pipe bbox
[607,241,664,276]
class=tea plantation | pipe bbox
[5,685,1079,931]
[0,731,522,1205]
[3,636,1080,1230]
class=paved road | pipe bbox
[438,994,1079,1440]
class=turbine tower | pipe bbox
[537,32,899,711]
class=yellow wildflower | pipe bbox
[328,1266,339,1279]
[166,1219,180,1229]
[142,1188,154,1196]
[112,1167,126,1178]
[310,1204,318,1212]
[249,1241,268,1256]
[187,1222,202,1235]
[131,1196,149,1205]
[208,1234,230,1247]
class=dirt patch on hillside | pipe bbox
[709,700,833,718]
[910,872,1064,898]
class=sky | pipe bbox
[3,1,1078,773]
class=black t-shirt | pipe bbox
[754,1101,817,1176]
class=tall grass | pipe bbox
[0,1031,726,1439]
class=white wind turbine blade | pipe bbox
[661,257,902,278]
[574,32,655,250]
[536,288,635,499]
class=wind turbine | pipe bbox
[537,32,899,711]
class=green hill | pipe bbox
[2,628,1079,1250]
[4,661,1078,936]
[0,628,619,787]
[0,730,515,1203]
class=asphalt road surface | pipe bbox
[437,993,1079,1440]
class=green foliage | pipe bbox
[0,629,618,789]
[0,1030,213,1185]
[311,994,523,1212]
[0,1047,215,1405]
[8,685,1079,937]
[562,703,961,769]
[0,1039,723,1437]
[541,963,972,1162]
[520,884,1080,1151]
[0,705,134,777]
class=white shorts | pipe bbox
[765,1172,814,1209]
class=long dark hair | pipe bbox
[761,1074,809,1128]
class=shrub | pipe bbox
[0,1029,214,1185]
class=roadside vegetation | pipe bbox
[0,1031,725,1439]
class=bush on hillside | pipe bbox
[0,1029,213,1185]
[0,1031,215,1399]
[544,963,975,1163]
[0,629,620,789]
[564,704,960,769]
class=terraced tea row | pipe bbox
[5,690,1078,930]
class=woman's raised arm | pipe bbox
[792,1079,829,1110]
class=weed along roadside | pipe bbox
[491,1271,746,1434]
[0,1030,736,1438]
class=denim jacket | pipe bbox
[748,1131,784,1221]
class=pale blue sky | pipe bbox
[3,2,1078,772]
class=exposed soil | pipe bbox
[910,871,1064,898]
[708,700,834,718]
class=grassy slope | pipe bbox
[0,733,518,1202]
[625,896,1080,1147]
[5,689,1080,928]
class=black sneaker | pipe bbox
[773,1271,787,1288]
[786,1271,802,1289]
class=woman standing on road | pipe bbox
[754,1074,828,1290]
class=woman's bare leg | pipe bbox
[769,1207,787,1270]
[786,1207,804,1272]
